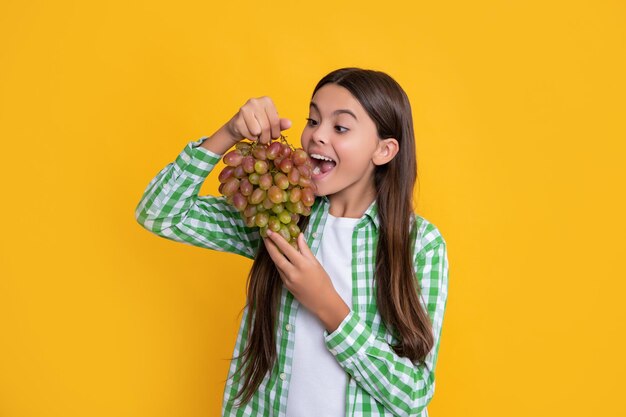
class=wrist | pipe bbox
[317,290,350,334]
[200,123,241,155]
[223,121,242,145]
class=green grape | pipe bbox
[254,160,269,174]
[268,216,281,232]
[274,172,289,190]
[248,172,260,185]
[278,210,292,224]
[255,212,269,228]
[271,203,284,214]
[278,224,291,241]
[244,215,256,228]
[288,223,300,237]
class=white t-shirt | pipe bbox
[285,213,360,417]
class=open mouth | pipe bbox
[309,153,337,178]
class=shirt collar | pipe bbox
[363,199,380,230]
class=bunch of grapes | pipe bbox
[218,135,316,248]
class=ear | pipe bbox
[372,138,399,166]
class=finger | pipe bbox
[279,118,292,132]
[233,120,254,142]
[265,105,281,140]
[240,108,262,141]
[266,229,300,263]
[254,111,271,145]
[296,233,314,259]
[264,237,294,273]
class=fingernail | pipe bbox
[266,229,273,236]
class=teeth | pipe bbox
[310,153,334,162]
[312,166,321,175]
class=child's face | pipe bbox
[301,83,381,203]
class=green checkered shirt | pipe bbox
[135,137,449,417]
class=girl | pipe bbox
[135,67,449,417]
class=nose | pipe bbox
[311,128,327,145]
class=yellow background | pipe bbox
[1,1,624,416]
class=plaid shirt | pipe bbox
[135,137,449,417]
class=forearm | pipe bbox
[317,290,351,333]
[200,123,239,155]
[135,137,260,258]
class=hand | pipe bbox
[225,96,292,145]
[263,230,350,333]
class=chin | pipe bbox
[312,185,338,198]
[313,188,328,197]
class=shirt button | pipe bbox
[285,324,292,332]
[279,373,286,380]
[312,232,318,238]
[354,375,361,382]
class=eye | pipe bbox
[305,118,318,126]
[335,126,348,133]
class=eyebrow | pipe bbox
[309,102,358,121]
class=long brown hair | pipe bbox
[229,67,434,407]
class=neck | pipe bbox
[328,188,376,218]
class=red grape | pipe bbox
[274,172,289,190]
[242,155,255,173]
[288,168,300,185]
[218,166,235,183]
[267,141,282,160]
[239,178,253,196]
[258,172,272,190]
[292,149,308,166]
[279,158,293,174]
[222,178,240,197]
[223,150,243,166]
[268,185,284,204]
[249,188,265,205]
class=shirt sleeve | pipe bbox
[134,136,261,260]
[322,226,449,416]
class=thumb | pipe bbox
[297,233,313,257]
[279,118,292,131]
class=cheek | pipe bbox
[300,131,309,148]
[333,141,353,161]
